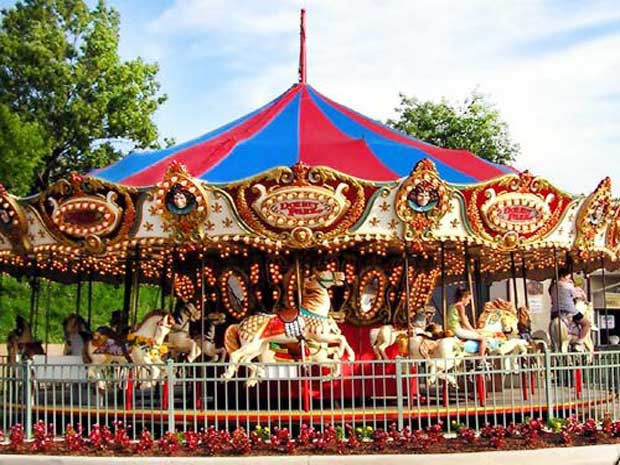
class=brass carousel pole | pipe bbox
[510,252,520,309]
[404,249,412,342]
[295,254,306,363]
[122,251,134,336]
[553,246,562,350]
[464,243,477,322]
[160,256,167,309]
[44,279,51,363]
[601,255,609,344]
[521,254,530,309]
[440,242,447,329]
[131,246,141,327]
[169,247,177,313]
[87,272,93,328]
[28,266,38,328]
[75,278,82,317]
[200,248,206,363]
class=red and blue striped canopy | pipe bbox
[94,83,513,186]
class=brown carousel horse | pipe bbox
[7,315,44,364]
[222,270,355,387]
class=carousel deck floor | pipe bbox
[3,386,615,426]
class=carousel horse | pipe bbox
[473,299,529,372]
[194,312,227,362]
[83,310,175,389]
[222,270,355,387]
[7,315,45,364]
[166,302,202,362]
[63,313,90,356]
[370,309,441,360]
[371,313,464,386]
[549,300,595,354]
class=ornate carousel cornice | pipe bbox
[0,159,618,282]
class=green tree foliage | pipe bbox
[0,275,160,343]
[387,91,520,165]
[0,0,167,193]
[0,104,49,196]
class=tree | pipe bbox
[387,91,519,165]
[0,0,167,193]
[0,104,48,196]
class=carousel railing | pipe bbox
[0,351,618,439]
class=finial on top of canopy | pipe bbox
[298,9,307,84]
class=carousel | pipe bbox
[0,11,619,436]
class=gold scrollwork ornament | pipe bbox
[395,159,452,243]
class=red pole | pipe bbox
[521,372,529,401]
[125,369,133,411]
[298,9,307,84]
[575,369,583,399]
[162,379,169,411]
[476,374,486,407]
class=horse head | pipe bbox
[174,301,201,324]
[154,313,175,341]
[185,302,202,322]
[517,306,531,333]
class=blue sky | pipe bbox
[2,0,619,194]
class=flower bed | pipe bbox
[1,417,620,457]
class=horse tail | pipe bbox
[224,324,240,354]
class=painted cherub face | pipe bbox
[415,190,431,207]
[0,209,10,224]
[173,191,188,209]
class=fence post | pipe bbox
[543,349,554,421]
[395,358,404,431]
[166,359,175,433]
[23,359,32,440]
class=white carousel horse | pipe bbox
[166,302,202,362]
[474,300,529,373]
[549,300,595,354]
[370,311,430,360]
[370,324,407,360]
[222,270,355,387]
[63,313,90,356]
[83,310,174,389]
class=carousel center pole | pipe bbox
[553,246,562,350]
[601,255,609,344]
[440,242,447,330]
[510,251,520,309]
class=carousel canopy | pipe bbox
[93,83,513,187]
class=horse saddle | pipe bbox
[419,339,439,359]
[94,338,125,357]
[276,308,305,339]
[278,307,299,323]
